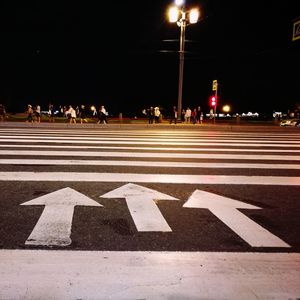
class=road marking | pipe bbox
[1,134,300,144]
[0,150,299,160]
[101,183,178,232]
[1,158,300,169]
[1,144,300,153]
[1,172,300,185]
[183,190,290,247]
[21,187,102,246]
[1,138,299,147]
[1,128,300,138]
[1,250,299,300]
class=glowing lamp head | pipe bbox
[189,8,200,24]
[175,0,184,6]
[168,6,180,23]
[223,105,230,113]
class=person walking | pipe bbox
[79,105,88,124]
[196,106,201,123]
[200,112,204,124]
[35,104,41,123]
[192,108,197,124]
[97,105,108,124]
[147,106,154,124]
[26,104,33,123]
[0,104,6,122]
[169,106,177,124]
[185,107,191,124]
[154,106,160,123]
[67,105,76,124]
[181,109,185,122]
[48,103,55,122]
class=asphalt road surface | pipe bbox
[0,123,299,299]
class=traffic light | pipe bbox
[210,96,217,107]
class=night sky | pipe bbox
[0,0,299,115]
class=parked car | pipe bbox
[280,119,300,127]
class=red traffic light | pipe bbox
[210,96,217,107]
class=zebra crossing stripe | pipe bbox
[1,144,300,153]
[1,138,299,147]
[1,128,300,138]
[0,150,299,160]
[0,250,299,300]
[0,172,300,185]
[1,134,300,144]
[1,158,300,169]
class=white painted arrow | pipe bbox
[21,187,102,246]
[100,183,178,232]
[183,190,290,248]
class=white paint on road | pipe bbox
[1,138,300,147]
[1,172,300,185]
[21,187,102,246]
[1,149,299,160]
[101,183,178,232]
[1,134,300,144]
[0,250,299,300]
[183,190,290,247]
[2,128,300,138]
[2,158,300,169]
[1,143,300,153]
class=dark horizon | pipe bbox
[0,0,299,115]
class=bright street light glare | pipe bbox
[168,6,179,23]
[189,8,199,24]
[223,105,231,113]
[175,0,184,6]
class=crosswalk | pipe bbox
[0,126,300,299]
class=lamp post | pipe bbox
[168,1,199,120]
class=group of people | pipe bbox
[24,104,108,124]
[3,103,205,125]
[144,106,161,124]
[144,105,204,125]
[180,106,204,124]
[170,106,204,124]
[25,104,41,123]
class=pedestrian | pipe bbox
[147,106,154,124]
[185,107,191,124]
[75,106,80,117]
[192,108,197,124]
[34,104,41,123]
[196,106,201,123]
[181,109,185,122]
[154,106,160,123]
[48,103,55,122]
[91,106,97,117]
[97,105,108,124]
[169,106,177,124]
[0,104,6,122]
[79,105,88,124]
[67,105,76,124]
[59,105,64,117]
[26,104,33,123]
[200,112,203,124]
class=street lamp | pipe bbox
[167,1,200,119]
[223,105,231,113]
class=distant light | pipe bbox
[168,6,179,23]
[223,105,231,113]
[189,8,199,24]
[175,0,184,6]
[90,105,95,111]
